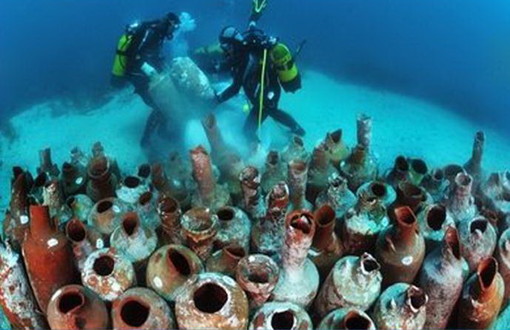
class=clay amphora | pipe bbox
[111,287,176,329]
[66,194,94,223]
[251,182,289,257]
[236,254,280,309]
[288,160,313,210]
[407,158,428,185]
[206,243,246,277]
[214,206,251,251]
[417,203,455,253]
[146,244,203,302]
[324,128,350,168]
[272,210,319,308]
[340,144,378,192]
[240,166,266,220]
[356,180,396,207]
[306,142,338,203]
[318,308,376,330]
[61,161,87,197]
[375,206,425,287]
[309,204,343,280]
[281,135,309,164]
[417,226,466,329]
[457,257,504,329]
[174,272,249,329]
[157,195,182,244]
[314,253,382,318]
[65,218,103,272]
[88,197,128,236]
[385,155,409,187]
[22,205,77,313]
[315,174,357,220]
[496,228,510,303]
[181,207,218,260]
[249,301,312,330]
[422,168,450,202]
[116,175,150,205]
[189,145,230,209]
[371,283,428,330]
[81,247,135,302]
[86,155,118,202]
[341,195,389,255]
[110,212,158,284]
[446,172,477,224]
[0,239,47,329]
[458,215,497,271]
[261,151,286,194]
[464,131,485,185]
[47,284,108,330]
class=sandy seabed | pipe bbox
[1,70,509,213]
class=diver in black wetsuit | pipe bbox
[111,13,180,148]
[214,25,306,143]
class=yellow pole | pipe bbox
[258,48,268,133]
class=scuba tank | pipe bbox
[242,28,302,93]
[269,42,301,93]
[112,34,133,77]
[111,23,140,77]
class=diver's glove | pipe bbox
[141,62,158,77]
[213,90,223,106]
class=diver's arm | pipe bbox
[136,24,168,72]
[216,57,248,103]
[216,76,242,104]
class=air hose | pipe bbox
[258,48,268,132]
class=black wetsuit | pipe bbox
[216,31,302,142]
[122,20,171,146]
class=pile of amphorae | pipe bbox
[1,113,509,329]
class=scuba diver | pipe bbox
[214,24,306,142]
[110,12,181,148]
[192,0,268,75]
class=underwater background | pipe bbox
[1,1,510,328]
[2,0,510,133]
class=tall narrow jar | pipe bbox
[417,226,466,329]
[22,205,77,313]
[272,210,319,308]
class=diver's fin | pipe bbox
[253,0,268,14]
[250,0,268,22]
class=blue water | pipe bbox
[1,0,510,135]
[0,2,509,327]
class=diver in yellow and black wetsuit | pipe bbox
[214,0,305,143]
[111,13,180,148]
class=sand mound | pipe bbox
[0,70,508,212]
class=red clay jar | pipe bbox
[174,272,249,329]
[47,284,108,330]
[112,287,176,329]
[375,206,425,287]
[457,257,505,329]
[249,301,313,330]
[0,240,47,329]
[22,205,77,313]
[146,244,203,302]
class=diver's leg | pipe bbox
[266,78,305,136]
[130,74,171,146]
[140,110,164,147]
[243,107,259,143]
[243,105,270,143]
[269,108,306,136]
